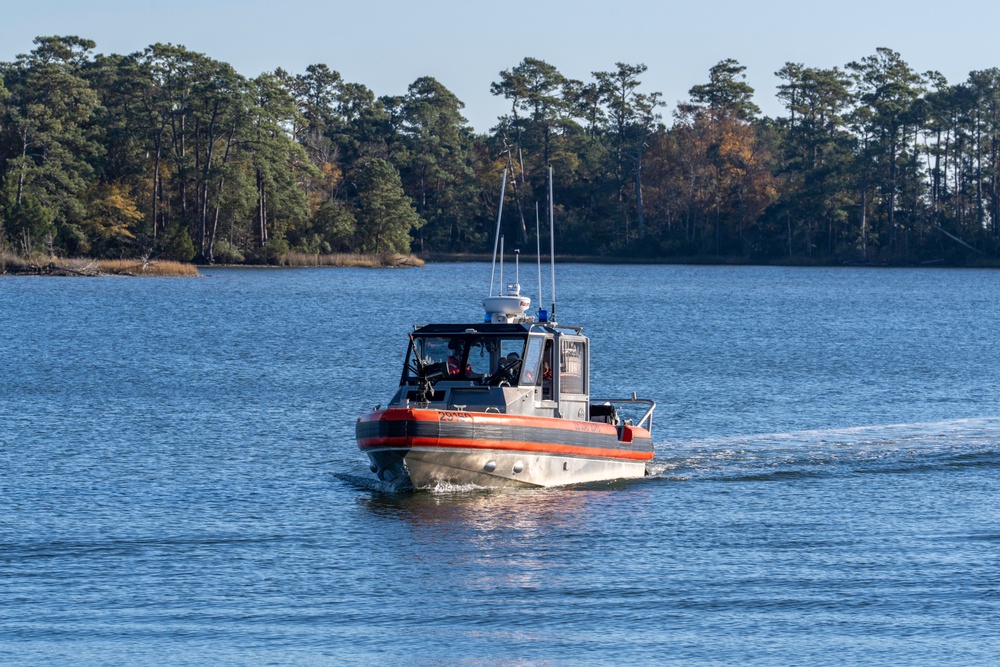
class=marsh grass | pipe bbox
[280,252,424,268]
[1,253,199,277]
[96,259,200,276]
[1,250,422,276]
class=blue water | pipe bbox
[2,264,1000,665]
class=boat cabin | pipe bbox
[390,322,591,421]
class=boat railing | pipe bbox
[530,323,583,334]
[590,393,656,432]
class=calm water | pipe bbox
[2,264,999,666]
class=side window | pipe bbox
[520,336,544,385]
[560,339,586,394]
[541,340,554,399]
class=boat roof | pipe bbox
[415,323,533,335]
[414,322,585,337]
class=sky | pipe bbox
[3,0,1000,132]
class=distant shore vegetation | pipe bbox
[0,252,198,276]
[3,36,1000,268]
[279,252,423,268]
[0,250,423,275]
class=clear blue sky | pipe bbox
[3,0,999,132]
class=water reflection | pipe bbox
[355,487,629,592]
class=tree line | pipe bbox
[3,36,1000,265]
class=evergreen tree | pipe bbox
[398,76,477,250]
[687,59,761,120]
[245,72,314,259]
[353,157,424,254]
[0,36,102,254]
[593,62,663,241]
[773,63,855,257]
[847,48,925,260]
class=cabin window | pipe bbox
[467,336,527,384]
[404,334,528,385]
[405,336,468,382]
[520,336,545,385]
[541,339,554,399]
[560,338,586,395]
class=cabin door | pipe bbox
[558,336,589,421]
[521,335,558,417]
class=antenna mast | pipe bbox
[514,248,520,290]
[549,166,556,321]
[489,167,508,296]
[536,201,543,314]
[499,235,504,292]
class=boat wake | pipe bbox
[330,471,497,495]
[646,417,1000,482]
[423,481,497,494]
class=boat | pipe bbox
[355,169,656,490]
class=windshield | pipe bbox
[403,334,527,386]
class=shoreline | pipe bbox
[417,252,1000,269]
[8,252,1000,276]
[1,252,424,276]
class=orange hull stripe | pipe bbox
[360,408,652,440]
[358,435,654,461]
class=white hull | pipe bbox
[367,446,647,490]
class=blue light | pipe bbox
[538,309,548,322]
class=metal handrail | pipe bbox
[590,393,656,432]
